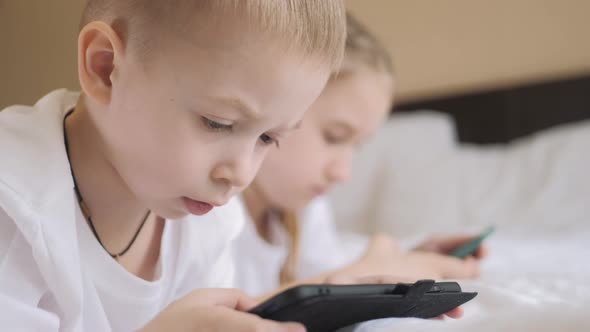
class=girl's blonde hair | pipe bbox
[278,12,394,285]
[339,12,394,76]
[80,0,346,70]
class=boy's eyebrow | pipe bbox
[211,96,259,119]
[211,96,302,132]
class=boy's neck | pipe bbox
[65,98,157,262]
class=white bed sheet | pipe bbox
[344,229,590,332]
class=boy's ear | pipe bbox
[77,21,125,106]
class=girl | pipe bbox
[234,13,487,298]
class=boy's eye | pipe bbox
[202,117,233,131]
[260,133,280,148]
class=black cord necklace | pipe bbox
[63,109,150,261]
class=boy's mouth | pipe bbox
[182,197,214,215]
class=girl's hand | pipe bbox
[140,288,305,332]
[347,233,481,280]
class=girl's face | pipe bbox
[250,68,393,211]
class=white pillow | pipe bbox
[331,111,590,238]
[329,111,460,236]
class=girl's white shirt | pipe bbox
[232,195,368,296]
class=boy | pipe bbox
[0,1,345,331]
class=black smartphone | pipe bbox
[249,279,477,332]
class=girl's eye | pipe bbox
[202,117,233,131]
[260,133,280,148]
[324,132,348,145]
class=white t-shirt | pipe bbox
[0,90,245,331]
[232,196,368,296]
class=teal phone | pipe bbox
[450,226,495,258]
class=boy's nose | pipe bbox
[211,155,257,190]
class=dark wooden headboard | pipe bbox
[394,75,590,144]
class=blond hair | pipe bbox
[279,12,394,286]
[80,0,346,70]
[339,12,393,76]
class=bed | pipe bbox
[329,75,590,331]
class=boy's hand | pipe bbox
[140,288,305,332]
[414,235,489,259]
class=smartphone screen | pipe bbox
[450,226,495,258]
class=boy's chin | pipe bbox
[148,203,193,221]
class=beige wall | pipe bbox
[2,1,590,108]
[1,1,84,108]
[347,0,590,102]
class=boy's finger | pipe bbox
[433,307,463,320]
[324,274,356,284]
[185,288,258,310]
[355,275,417,284]
[444,307,464,319]
[327,274,417,285]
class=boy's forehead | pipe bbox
[153,27,331,88]
[141,28,273,79]
[146,36,329,120]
